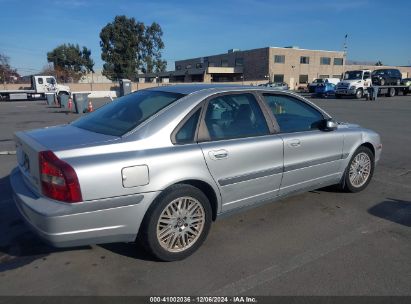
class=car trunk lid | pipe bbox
[14,125,118,194]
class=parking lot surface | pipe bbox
[0,95,410,295]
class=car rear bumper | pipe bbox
[10,167,159,247]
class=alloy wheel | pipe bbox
[156,196,205,253]
[349,152,371,188]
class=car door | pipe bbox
[261,93,344,196]
[198,92,284,212]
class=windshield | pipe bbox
[372,70,386,75]
[72,90,185,136]
[344,71,363,80]
[313,79,324,84]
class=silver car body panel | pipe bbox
[11,85,382,247]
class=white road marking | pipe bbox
[0,151,16,155]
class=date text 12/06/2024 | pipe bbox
[149,296,257,303]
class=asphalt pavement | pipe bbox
[0,95,410,296]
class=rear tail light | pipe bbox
[39,151,82,203]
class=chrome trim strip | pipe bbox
[219,167,283,186]
[284,154,342,172]
[218,154,345,186]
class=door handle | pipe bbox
[287,139,301,147]
[209,149,228,160]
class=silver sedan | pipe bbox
[11,85,382,261]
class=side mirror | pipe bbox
[322,119,338,131]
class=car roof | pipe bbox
[145,84,257,95]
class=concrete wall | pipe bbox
[1,82,162,92]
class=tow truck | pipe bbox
[0,75,70,101]
[335,70,410,99]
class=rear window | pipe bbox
[72,90,184,136]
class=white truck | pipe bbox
[335,70,372,99]
[0,75,70,101]
[335,70,409,99]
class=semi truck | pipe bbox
[335,70,410,99]
[0,75,70,101]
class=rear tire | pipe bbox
[335,94,341,99]
[386,87,395,97]
[138,184,212,261]
[341,146,374,193]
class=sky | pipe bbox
[0,0,410,75]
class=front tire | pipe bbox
[139,184,212,261]
[342,146,374,193]
[355,89,363,99]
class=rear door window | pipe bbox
[175,109,201,144]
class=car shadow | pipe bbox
[310,185,341,193]
[0,175,90,272]
[99,242,158,262]
[368,198,411,227]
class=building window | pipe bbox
[299,75,309,84]
[319,75,329,79]
[334,58,343,65]
[273,74,284,82]
[274,55,285,64]
[300,56,310,64]
[186,64,192,69]
[320,57,331,65]
[333,74,342,79]
[235,58,243,66]
[196,63,203,69]
[176,65,181,70]
[221,59,229,67]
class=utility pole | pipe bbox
[342,34,348,78]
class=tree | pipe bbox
[0,53,20,83]
[142,22,167,73]
[39,63,56,76]
[100,15,166,81]
[375,60,383,66]
[47,44,94,82]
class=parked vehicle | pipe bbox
[258,82,289,90]
[335,70,372,99]
[402,78,411,95]
[371,69,402,86]
[0,75,70,101]
[308,78,340,93]
[11,85,382,261]
[402,78,411,87]
[315,82,336,98]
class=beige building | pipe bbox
[171,46,347,89]
[137,46,411,89]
